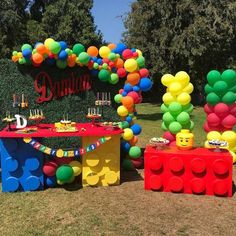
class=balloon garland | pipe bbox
[23,136,110,158]
[12,38,153,170]
[203,69,236,163]
[160,71,194,145]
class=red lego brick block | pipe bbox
[144,146,233,197]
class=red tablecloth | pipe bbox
[0,123,123,138]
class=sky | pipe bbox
[91,0,134,44]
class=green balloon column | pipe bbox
[161,71,194,144]
[203,69,236,163]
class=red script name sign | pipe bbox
[34,71,91,103]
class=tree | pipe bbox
[123,0,236,103]
[35,0,103,47]
[0,0,28,58]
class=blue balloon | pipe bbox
[122,91,127,96]
[91,56,97,62]
[138,78,153,92]
[126,116,132,123]
[131,124,142,135]
[121,141,131,152]
[131,48,136,52]
[58,50,68,60]
[59,41,68,50]
[45,176,56,188]
[111,68,117,73]
[113,43,127,55]
[22,49,32,58]
[34,42,43,48]
[97,58,103,65]
[133,86,140,92]
[124,83,133,92]
[91,69,99,77]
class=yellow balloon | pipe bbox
[122,128,134,141]
[136,49,142,56]
[183,83,194,94]
[161,74,174,87]
[177,92,191,105]
[124,59,138,72]
[169,82,182,95]
[17,52,23,58]
[117,105,128,117]
[175,71,190,87]
[69,161,82,176]
[204,140,211,148]
[162,92,176,105]
[44,38,55,49]
[207,131,221,141]
[229,151,236,163]
[99,46,111,58]
[222,131,236,148]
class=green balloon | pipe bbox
[21,44,32,51]
[221,69,236,87]
[161,121,168,131]
[207,70,221,86]
[222,91,236,104]
[168,102,182,115]
[32,49,37,54]
[78,52,90,64]
[102,63,108,69]
[229,85,236,93]
[121,121,129,129]
[204,84,213,94]
[49,41,61,54]
[122,159,134,170]
[56,165,74,183]
[136,56,145,67]
[190,120,194,130]
[182,104,193,113]
[12,51,18,56]
[160,103,169,113]
[114,94,122,103]
[98,69,110,82]
[213,81,228,96]
[206,92,220,105]
[163,112,175,125]
[18,58,26,64]
[177,112,190,125]
[109,73,119,84]
[56,60,67,69]
[72,43,85,56]
[169,121,182,134]
[129,146,141,159]
[108,52,117,61]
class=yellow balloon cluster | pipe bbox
[204,131,236,163]
[161,71,193,105]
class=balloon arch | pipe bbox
[12,38,153,169]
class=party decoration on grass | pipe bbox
[161,72,194,141]
[12,39,153,170]
[23,136,110,158]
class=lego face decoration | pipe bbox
[176,129,194,150]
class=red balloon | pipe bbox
[131,158,143,168]
[127,91,140,104]
[207,113,221,127]
[139,68,149,78]
[229,103,236,116]
[132,52,138,58]
[119,89,124,94]
[204,104,214,114]
[117,68,127,78]
[109,61,115,68]
[221,114,236,129]
[203,122,211,132]
[214,103,229,118]
[122,49,133,60]
[163,131,176,142]
[43,161,58,176]
[103,58,109,64]
[169,141,176,147]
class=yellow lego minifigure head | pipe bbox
[176,129,194,150]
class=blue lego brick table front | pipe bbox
[0,138,44,192]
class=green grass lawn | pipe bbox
[1,103,235,236]
[136,103,206,148]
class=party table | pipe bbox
[0,123,123,192]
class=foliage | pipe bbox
[0,0,103,58]
[123,0,236,102]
